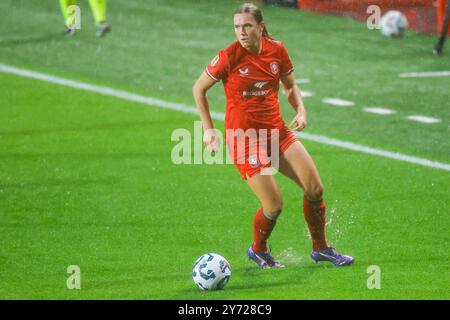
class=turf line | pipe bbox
[1,63,449,172]
[322,98,355,107]
[406,115,442,124]
[399,71,450,78]
[363,107,397,115]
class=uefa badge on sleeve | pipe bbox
[210,55,220,67]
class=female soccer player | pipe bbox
[192,3,354,268]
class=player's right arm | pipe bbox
[192,71,220,153]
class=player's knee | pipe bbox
[305,183,324,201]
[264,199,283,219]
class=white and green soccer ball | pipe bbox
[380,10,408,37]
[192,253,231,291]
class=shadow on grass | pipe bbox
[0,152,161,161]
[176,263,338,295]
[0,120,157,137]
[0,178,116,190]
[0,32,64,46]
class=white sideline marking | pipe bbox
[406,115,442,124]
[298,132,450,171]
[363,107,397,115]
[1,63,449,172]
[0,64,226,121]
[295,78,310,84]
[399,71,450,78]
[323,98,355,107]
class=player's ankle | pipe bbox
[252,243,267,253]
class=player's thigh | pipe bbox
[279,140,323,200]
[246,172,283,217]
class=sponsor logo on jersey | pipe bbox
[270,61,279,75]
[243,89,272,97]
[254,81,269,88]
[248,155,260,168]
[239,67,249,76]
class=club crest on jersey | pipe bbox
[210,55,219,67]
[270,61,279,75]
[248,155,260,168]
[239,67,249,76]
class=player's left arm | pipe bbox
[280,72,307,131]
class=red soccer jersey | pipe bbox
[206,37,294,131]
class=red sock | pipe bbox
[303,195,328,251]
[252,208,276,253]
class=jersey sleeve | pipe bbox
[205,50,230,82]
[280,43,294,76]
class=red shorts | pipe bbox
[226,125,298,180]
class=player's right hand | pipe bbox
[203,128,221,153]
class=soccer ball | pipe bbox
[380,10,408,37]
[192,253,231,291]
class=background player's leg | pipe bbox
[245,173,282,253]
[59,0,77,31]
[88,0,111,37]
[279,140,328,251]
[88,0,106,25]
[434,0,450,55]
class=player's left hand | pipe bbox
[288,112,307,131]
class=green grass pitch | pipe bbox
[0,0,449,299]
